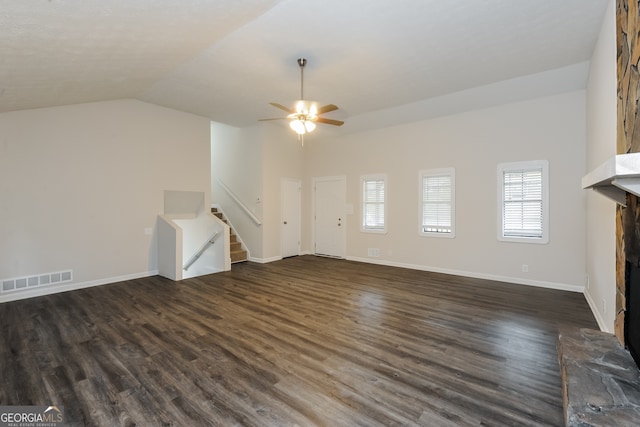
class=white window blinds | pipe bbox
[362,176,386,232]
[421,169,454,237]
[503,169,542,237]
[498,160,549,244]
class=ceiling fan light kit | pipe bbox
[288,99,317,135]
[289,118,316,134]
[260,58,344,145]
[289,119,306,134]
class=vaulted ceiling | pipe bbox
[1,0,609,133]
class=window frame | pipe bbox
[419,168,455,238]
[497,160,549,244]
[360,174,388,234]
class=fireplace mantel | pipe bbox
[582,153,640,206]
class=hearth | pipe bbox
[558,327,640,425]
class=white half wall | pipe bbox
[305,90,588,290]
[585,0,617,332]
[0,99,211,301]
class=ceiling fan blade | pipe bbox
[258,117,286,121]
[317,104,338,114]
[316,117,344,126]
[269,102,294,113]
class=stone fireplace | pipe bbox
[616,0,640,351]
[583,152,640,359]
[558,2,640,424]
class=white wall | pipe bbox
[305,91,587,290]
[0,99,211,301]
[585,0,617,331]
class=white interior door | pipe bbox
[314,176,346,258]
[281,178,301,258]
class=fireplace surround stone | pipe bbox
[558,327,640,426]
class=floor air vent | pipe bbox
[2,270,73,293]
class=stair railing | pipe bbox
[183,231,219,271]
[217,179,262,226]
[211,204,250,263]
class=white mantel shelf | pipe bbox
[582,153,640,206]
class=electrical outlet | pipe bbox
[522,264,528,273]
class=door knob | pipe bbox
[284,221,288,224]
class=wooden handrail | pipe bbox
[183,231,219,271]
[217,179,262,226]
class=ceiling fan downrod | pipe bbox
[297,58,306,100]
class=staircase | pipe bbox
[211,207,248,263]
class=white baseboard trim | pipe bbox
[248,251,320,263]
[248,252,315,263]
[0,270,159,304]
[584,290,609,332]
[345,256,585,293]
[248,256,282,264]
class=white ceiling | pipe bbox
[1,0,609,132]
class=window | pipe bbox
[361,174,387,233]
[498,160,549,244]
[420,168,455,238]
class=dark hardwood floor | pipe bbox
[0,256,597,426]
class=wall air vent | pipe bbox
[0,270,73,293]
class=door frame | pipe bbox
[312,175,347,258]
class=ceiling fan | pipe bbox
[260,58,344,145]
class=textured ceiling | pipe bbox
[1,0,609,131]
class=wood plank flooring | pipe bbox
[0,256,597,426]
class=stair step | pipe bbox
[231,250,247,263]
[211,206,246,264]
